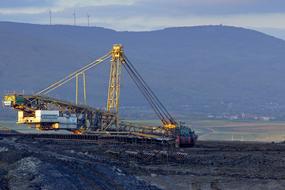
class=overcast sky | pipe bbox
[0,0,285,33]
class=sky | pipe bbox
[0,0,285,35]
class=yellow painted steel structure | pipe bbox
[107,44,124,113]
[75,72,87,105]
[76,73,79,105]
[83,72,87,105]
[3,94,115,131]
[3,44,180,133]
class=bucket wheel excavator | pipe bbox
[3,44,197,147]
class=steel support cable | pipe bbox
[123,55,176,124]
[37,55,110,95]
[123,63,165,122]
[126,68,171,125]
[121,61,160,117]
[124,56,174,121]
[41,56,111,95]
[122,62,167,124]
[131,65,176,124]
[36,52,112,95]
[123,61,170,124]
[122,63,157,114]
[38,53,111,94]
[123,62,169,123]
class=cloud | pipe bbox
[84,13,285,31]
[0,0,136,15]
[0,7,49,15]
[2,0,285,15]
[56,0,135,7]
[0,0,53,8]
[133,0,285,15]
[0,0,285,31]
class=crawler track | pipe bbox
[0,130,173,146]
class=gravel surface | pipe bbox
[0,137,284,190]
[0,137,159,190]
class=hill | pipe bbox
[1,22,285,119]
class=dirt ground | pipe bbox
[0,136,284,190]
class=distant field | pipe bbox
[1,119,285,142]
[190,120,285,142]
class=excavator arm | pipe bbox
[113,45,197,146]
[117,49,177,130]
